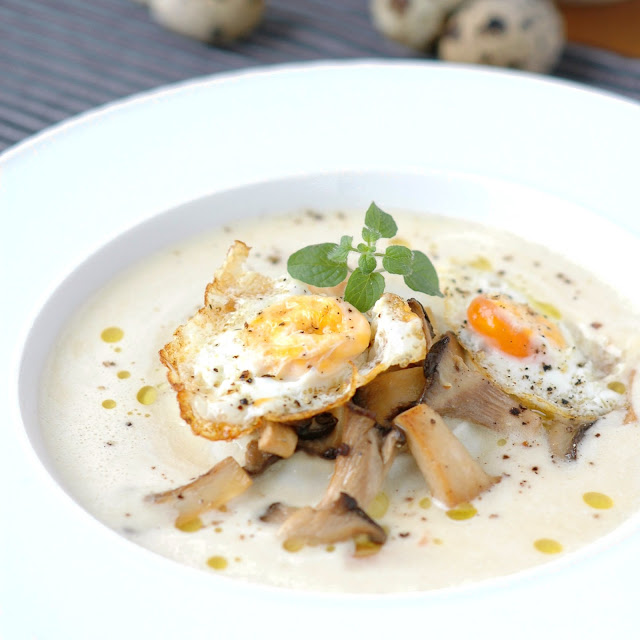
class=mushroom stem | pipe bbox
[318,404,401,510]
[395,404,500,508]
[147,456,252,527]
[258,421,298,459]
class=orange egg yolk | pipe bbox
[467,294,565,358]
[245,295,371,379]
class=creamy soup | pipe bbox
[39,208,640,593]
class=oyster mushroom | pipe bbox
[395,403,500,507]
[259,501,298,525]
[317,404,403,509]
[278,493,387,547]
[421,332,544,436]
[293,410,344,458]
[355,365,426,427]
[243,421,299,475]
[277,404,400,547]
[243,437,280,476]
[147,456,252,527]
[545,417,596,461]
[407,297,437,343]
[148,423,295,526]
[355,298,435,426]
[258,420,298,459]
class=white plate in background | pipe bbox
[2,61,639,639]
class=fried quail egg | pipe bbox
[442,264,626,421]
[161,241,427,440]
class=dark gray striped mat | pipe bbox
[1,0,639,153]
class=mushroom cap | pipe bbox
[438,0,565,73]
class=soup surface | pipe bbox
[39,208,640,592]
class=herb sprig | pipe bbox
[287,202,443,312]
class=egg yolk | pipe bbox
[467,294,565,358]
[245,295,371,379]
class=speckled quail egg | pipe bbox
[149,0,264,44]
[438,0,565,73]
[370,0,464,50]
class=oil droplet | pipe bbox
[433,538,443,545]
[534,538,563,554]
[353,535,383,558]
[214,527,223,533]
[583,491,614,510]
[607,381,626,394]
[101,327,124,343]
[325,545,336,553]
[532,300,562,320]
[419,497,431,509]
[117,370,131,379]
[389,237,410,247]
[367,492,389,519]
[175,517,203,533]
[102,399,116,409]
[137,385,157,405]
[469,256,492,271]
[206,556,228,570]
[446,503,477,521]
[283,538,304,553]
[497,438,507,447]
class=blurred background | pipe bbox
[0,0,638,153]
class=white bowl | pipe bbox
[3,61,640,639]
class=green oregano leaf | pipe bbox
[344,269,385,313]
[358,253,377,275]
[287,201,441,310]
[327,235,353,262]
[361,226,381,244]
[340,234,353,249]
[364,202,398,239]
[403,250,443,297]
[287,243,348,288]
[382,245,413,275]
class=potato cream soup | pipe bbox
[39,208,640,593]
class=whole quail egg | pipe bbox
[149,0,264,44]
[370,0,464,50]
[438,0,565,73]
